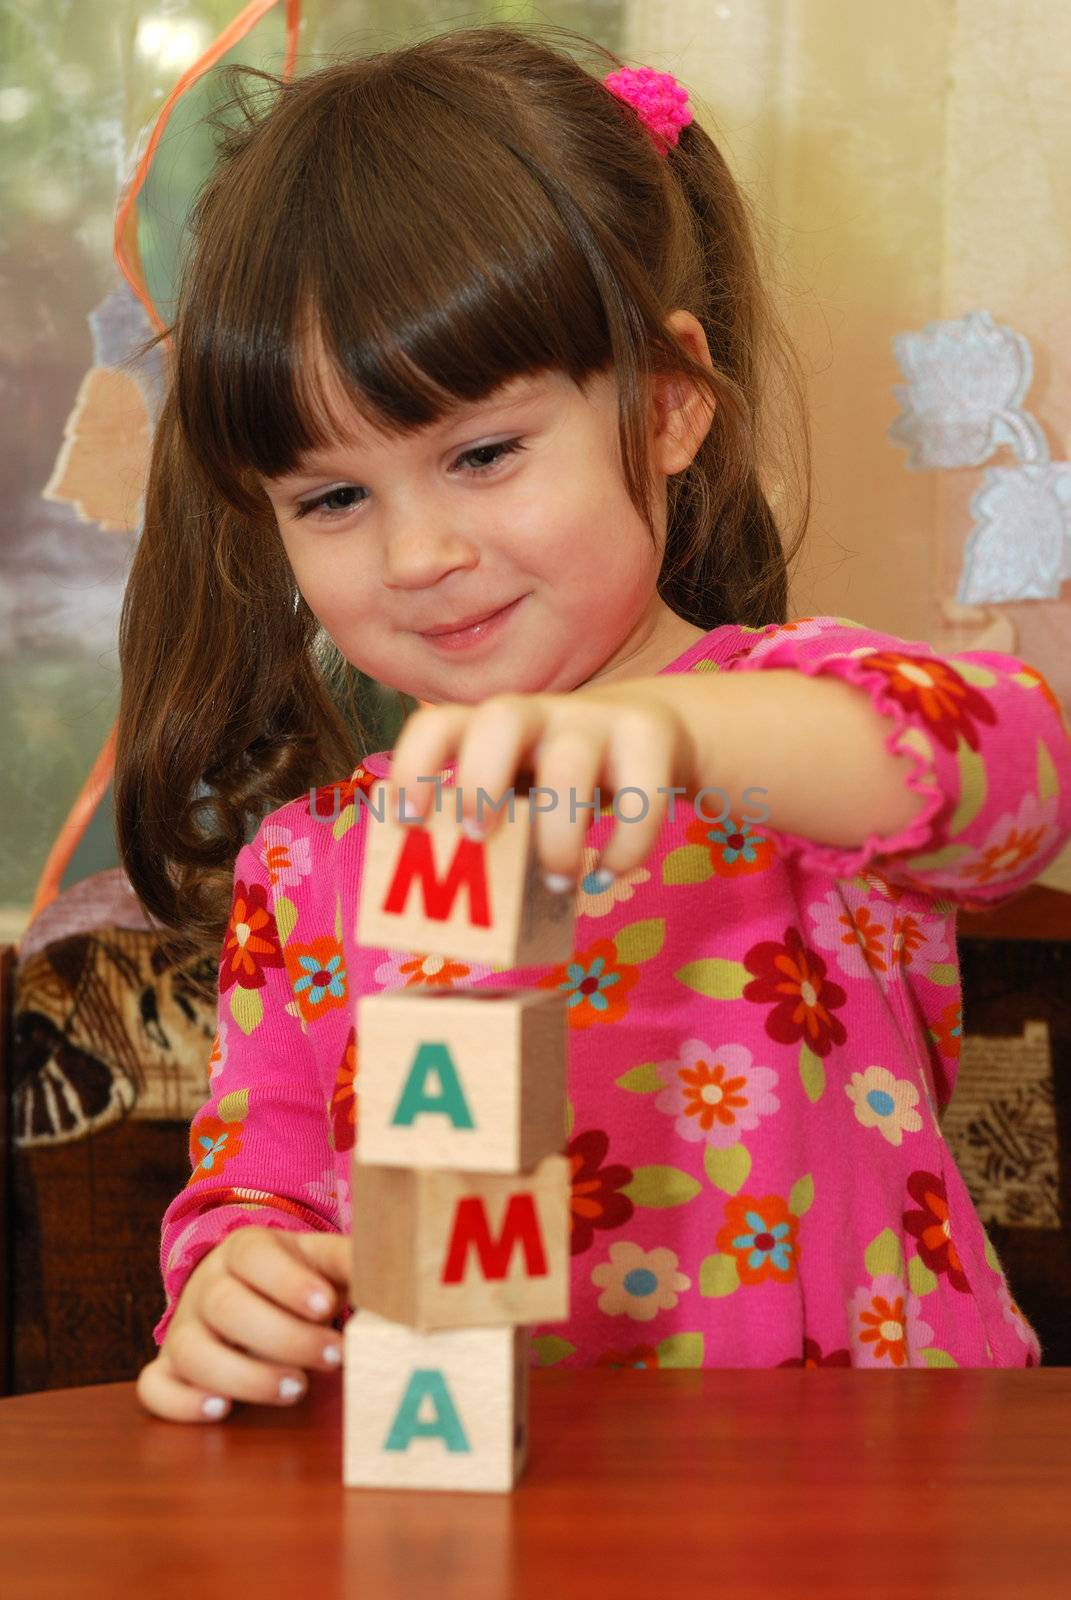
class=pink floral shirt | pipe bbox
[155,615,1071,1368]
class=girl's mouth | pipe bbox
[418,594,526,651]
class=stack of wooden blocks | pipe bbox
[345,781,578,1492]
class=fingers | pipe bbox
[529,725,606,883]
[164,1287,327,1409]
[137,1350,234,1425]
[278,1228,354,1307]
[386,695,685,883]
[224,1225,349,1321]
[388,697,547,839]
[505,697,672,876]
[200,1270,343,1376]
[388,704,471,824]
[585,708,678,879]
[138,1228,351,1424]
[453,697,544,836]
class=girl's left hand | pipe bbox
[385,683,700,888]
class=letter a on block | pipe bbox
[383,828,491,927]
[343,1315,529,1491]
[441,1194,548,1284]
[383,1369,471,1453]
[355,988,568,1171]
[391,1042,475,1129]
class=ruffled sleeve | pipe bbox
[720,614,1071,909]
[153,814,340,1345]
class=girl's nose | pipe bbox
[381,511,480,587]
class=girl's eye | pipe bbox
[292,438,527,522]
[295,485,363,520]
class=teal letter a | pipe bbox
[390,1042,474,1128]
[383,1369,471,1453]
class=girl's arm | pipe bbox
[153,818,342,1345]
[641,614,1071,910]
[660,666,927,845]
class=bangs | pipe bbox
[174,55,625,515]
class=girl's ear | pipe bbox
[648,308,718,476]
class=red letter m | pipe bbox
[440,1194,548,1284]
[382,829,491,927]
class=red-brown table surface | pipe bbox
[1,1368,1069,1598]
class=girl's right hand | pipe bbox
[136,1226,352,1423]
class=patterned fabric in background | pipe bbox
[952,940,1071,1361]
[9,925,217,1390]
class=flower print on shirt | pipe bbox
[303,1163,344,1218]
[574,845,651,918]
[660,804,776,890]
[844,1066,923,1146]
[305,763,381,839]
[207,1023,227,1084]
[596,1344,661,1369]
[330,1025,358,1155]
[715,1193,801,1286]
[850,1274,935,1367]
[591,1241,691,1321]
[806,881,951,986]
[284,935,348,1024]
[726,618,1071,908]
[371,949,496,989]
[738,615,830,660]
[778,1338,852,1368]
[743,925,848,1057]
[567,1128,634,1254]
[538,934,645,1029]
[995,1275,1041,1360]
[654,1038,779,1147]
[921,1000,963,1113]
[903,1170,970,1292]
[258,824,313,898]
[186,1107,244,1185]
[219,879,285,994]
[961,788,1060,898]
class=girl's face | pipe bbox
[260,317,713,705]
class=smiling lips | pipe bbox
[419,600,516,636]
[417,594,526,649]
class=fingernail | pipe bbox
[202,1395,229,1420]
[306,1289,331,1316]
[279,1376,305,1402]
[543,872,574,893]
[460,817,485,841]
[322,1344,342,1367]
[591,867,615,890]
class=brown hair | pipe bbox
[115,20,811,972]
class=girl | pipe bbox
[118,23,1071,1424]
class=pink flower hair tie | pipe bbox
[603,64,693,157]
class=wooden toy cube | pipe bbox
[343,1312,529,1492]
[355,986,567,1172]
[350,1153,570,1330]
[356,780,577,966]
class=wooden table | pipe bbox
[2,1368,1069,1597]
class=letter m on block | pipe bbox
[440,1194,548,1284]
[381,829,492,927]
